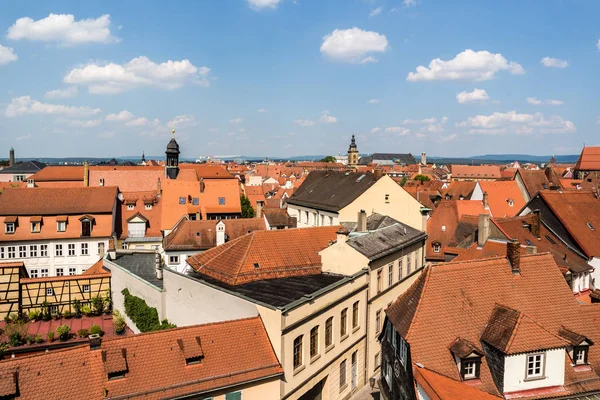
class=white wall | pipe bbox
[589,257,600,290]
[471,182,483,201]
[162,268,258,326]
[416,383,431,400]
[163,250,194,273]
[503,348,565,394]
[0,238,109,276]
[288,204,338,228]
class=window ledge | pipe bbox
[292,365,305,376]
[352,325,360,334]
[523,376,546,382]
[340,333,349,343]
[325,344,335,354]
[339,383,348,393]
[310,354,321,364]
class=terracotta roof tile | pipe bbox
[187,226,340,285]
[413,367,501,400]
[0,317,282,400]
[477,181,526,218]
[29,166,84,182]
[451,165,502,180]
[575,146,600,171]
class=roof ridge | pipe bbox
[504,308,523,353]
[234,232,257,285]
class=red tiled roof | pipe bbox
[0,317,282,400]
[187,226,340,285]
[165,218,266,251]
[118,191,162,239]
[540,191,600,258]
[441,181,476,200]
[451,165,502,179]
[386,253,600,398]
[575,146,600,171]
[29,166,84,182]
[478,181,525,218]
[413,366,501,400]
[0,186,117,216]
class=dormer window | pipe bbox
[526,353,545,379]
[31,222,41,233]
[5,222,15,234]
[179,197,185,205]
[507,199,514,207]
[450,338,483,381]
[433,243,441,253]
[80,216,94,237]
[219,197,226,205]
[144,204,152,210]
[574,345,589,365]
[127,204,135,211]
[192,197,199,206]
[460,358,480,380]
[57,216,68,232]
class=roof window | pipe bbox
[193,197,199,205]
[179,197,185,205]
[253,263,260,269]
[525,239,533,246]
[587,222,595,231]
[219,197,226,205]
[545,235,556,244]
[356,174,366,182]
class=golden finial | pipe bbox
[171,129,175,138]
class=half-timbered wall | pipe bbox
[0,263,25,319]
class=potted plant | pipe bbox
[47,331,54,342]
[34,334,44,344]
[28,309,41,321]
[77,329,89,338]
[41,301,51,321]
[56,325,70,341]
[113,310,126,335]
[63,310,73,319]
[73,299,81,318]
[103,292,113,315]
[90,325,104,337]
[26,335,34,345]
[81,304,93,317]
[91,295,103,315]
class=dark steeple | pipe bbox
[349,135,357,152]
[141,151,146,163]
[165,129,180,179]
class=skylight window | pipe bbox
[525,239,533,246]
[193,197,199,205]
[545,235,556,244]
[356,174,366,182]
[179,197,185,205]
[587,222,595,231]
[253,263,260,269]
[218,197,226,205]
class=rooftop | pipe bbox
[575,146,600,171]
[451,165,502,179]
[0,160,46,174]
[110,252,163,289]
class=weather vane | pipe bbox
[172,129,175,138]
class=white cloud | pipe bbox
[370,127,382,134]
[257,108,267,113]
[320,27,389,64]
[456,88,489,104]
[369,7,383,16]
[5,96,101,118]
[294,119,318,127]
[541,57,568,68]
[126,117,148,127]
[238,128,246,133]
[457,110,575,135]
[0,45,18,65]
[7,14,118,45]
[209,128,219,133]
[229,117,243,124]
[106,110,135,121]
[368,99,379,104]
[400,117,447,135]
[60,119,102,128]
[16,134,32,141]
[168,114,197,128]
[404,0,417,6]
[526,97,564,106]
[45,86,78,99]
[407,49,524,82]
[97,131,116,139]
[385,126,410,135]
[247,0,281,10]
[319,111,337,124]
[402,117,438,125]
[442,133,457,141]
[64,56,211,94]
[359,56,378,64]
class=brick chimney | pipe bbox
[483,191,489,210]
[357,210,367,232]
[507,238,521,275]
[336,228,348,243]
[531,209,541,238]
[200,178,205,193]
[83,160,89,187]
[477,213,490,247]
[256,201,263,218]
[89,333,102,350]
[157,178,162,197]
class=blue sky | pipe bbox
[0,0,599,159]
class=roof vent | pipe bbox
[587,222,595,231]
[441,225,446,232]
[253,263,260,269]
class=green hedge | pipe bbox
[121,288,176,332]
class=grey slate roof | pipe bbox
[112,252,163,289]
[0,161,46,174]
[347,219,427,261]
[287,170,378,212]
[342,213,399,232]
[359,153,416,165]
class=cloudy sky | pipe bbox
[0,0,598,159]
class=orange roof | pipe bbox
[81,258,109,275]
[441,181,476,200]
[89,167,162,192]
[575,146,600,171]
[29,166,84,182]
[0,317,282,400]
[118,191,163,239]
[164,218,266,251]
[477,181,525,218]
[386,253,600,398]
[413,367,501,400]
[179,164,235,179]
[187,226,340,285]
[540,191,600,258]
[451,165,501,179]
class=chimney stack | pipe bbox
[157,178,162,197]
[525,246,537,255]
[357,209,367,232]
[89,334,102,350]
[200,178,205,193]
[83,160,89,187]
[155,251,163,280]
[507,238,521,275]
[483,191,489,210]
[336,228,348,244]
[9,147,15,167]
[256,201,263,219]
[531,210,541,238]
[98,242,105,258]
[477,213,490,247]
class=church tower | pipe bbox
[165,129,180,179]
[348,135,359,166]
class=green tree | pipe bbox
[399,177,408,187]
[240,195,255,218]
[413,174,431,183]
[319,156,337,163]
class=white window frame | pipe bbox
[83,284,90,293]
[19,245,27,258]
[81,243,89,256]
[40,244,48,257]
[127,204,135,211]
[526,353,545,379]
[68,243,76,256]
[0,247,4,259]
[29,245,38,257]
[8,246,15,259]
[56,268,63,276]
[69,267,77,276]
[31,222,41,233]
[30,269,39,278]
[169,255,180,264]
[145,204,153,210]
[55,244,63,257]
[46,288,54,296]
[433,243,441,253]
[57,221,66,232]
[463,360,477,379]
[40,269,48,277]
[5,223,15,234]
